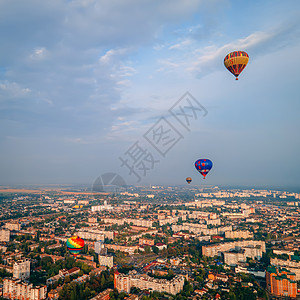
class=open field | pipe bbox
[0,188,109,195]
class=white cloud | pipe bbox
[152,19,300,78]
[0,81,31,101]
[156,60,179,72]
[99,48,131,64]
[168,38,193,50]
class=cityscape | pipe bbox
[0,186,299,299]
[1,0,300,299]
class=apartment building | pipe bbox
[0,229,10,242]
[159,217,179,226]
[172,223,232,236]
[5,222,20,231]
[13,259,30,281]
[105,244,138,255]
[3,278,47,300]
[266,266,297,298]
[91,201,113,212]
[94,240,104,254]
[99,255,113,269]
[224,244,263,265]
[202,240,265,258]
[46,267,80,286]
[114,271,185,295]
[90,288,113,300]
[102,218,153,228]
[206,219,221,226]
[271,257,300,280]
[225,230,253,239]
[224,249,247,265]
[77,229,113,241]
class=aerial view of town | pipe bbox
[1,0,299,299]
[0,186,299,299]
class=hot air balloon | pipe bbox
[195,159,213,179]
[66,236,84,258]
[224,51,249,80]
[186,177,192,184]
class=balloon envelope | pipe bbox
[195,159,213,179]
[224,51,249,80]
[66,236,84,257]
[186,177,192,184]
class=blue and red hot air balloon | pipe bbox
[195,159,213,179]
[66,236,84,258]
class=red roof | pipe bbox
[68,267,80,274]
[156,242,165,246]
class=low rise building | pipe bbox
[46,267,80,286]
[235,266,265,278]
[207,272,228,282]
[139,238,154,246]
[90,288,113,300]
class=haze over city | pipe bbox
[0,0,299,190]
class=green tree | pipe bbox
[152,246,159,254]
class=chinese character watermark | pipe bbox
[143,117,183,157]
[169,91,208,131]
[119,91,207,183]
[119,141,160,182]
[92,172,127,193]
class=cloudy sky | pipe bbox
[0,0,299,189]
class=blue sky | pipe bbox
[0,0,299,189]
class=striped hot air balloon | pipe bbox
[66,236,84,258]
[224,51,249,80]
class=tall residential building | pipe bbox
[3,278,47,300]
[13,259,30,281]
[114,271,185,295]
[95,240,104,254]
[266,265,297,298]
[0,229,10,242]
